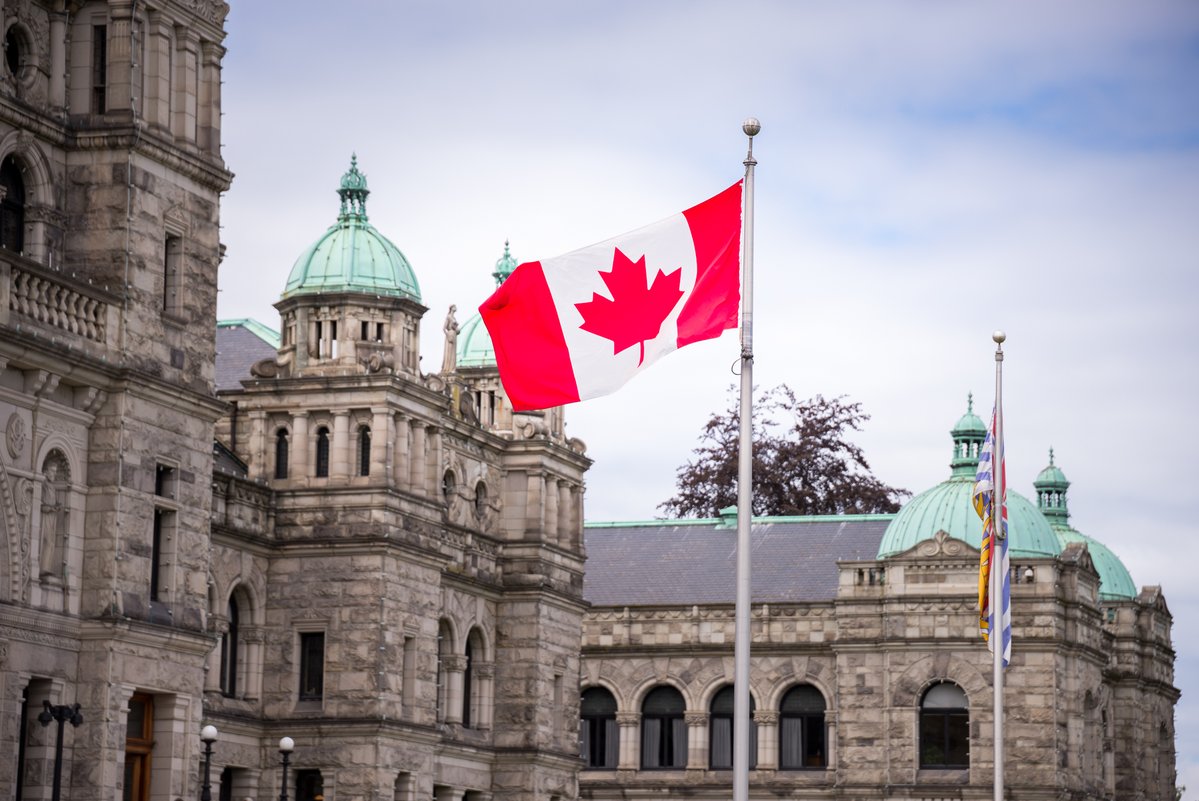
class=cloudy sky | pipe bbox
[215,2,1199,793]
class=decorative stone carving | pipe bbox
[39,451,69,578]
[6,413,26,459]
[916,529,967,557]
[441,305,458,374]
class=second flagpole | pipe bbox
[733,117,759,801]
[991,331,1006,801]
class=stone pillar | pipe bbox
[474,662,495,730]
[105,3,134,113]
[393,414,410,490]
[371,408,390,479]
[410,422,426,495]
[243,627,264,701]
[49,12,67,109]
[172,26,198,142]
[143,13,172,129]
[198,41,223,155]
[331,410,351,478]
[525,474,543,537]
[544,477,559,544]
[558,482,572,546]
[754,709,779,770]
[291,412,309,478]
[442,655,467,725]
[205,616,228,694]
[247,411,266,481]
[686,711,708,770]
[428,428,442,498]
[616,711,640,770]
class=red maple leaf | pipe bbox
[575,247,684,365]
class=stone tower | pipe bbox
[0,2,231,800]
[212,159,590,801]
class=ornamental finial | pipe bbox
[967,391,974,415]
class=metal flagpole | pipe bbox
[991,330,1006,801]
[733,117,759,801]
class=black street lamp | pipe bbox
[277,736,295,801]
[200,725,219,801]
[37,701,82,801]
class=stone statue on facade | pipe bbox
[441,305,459,373]
[39,456,68,579]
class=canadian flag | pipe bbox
[480,182,743,411]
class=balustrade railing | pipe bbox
[3,258,111,345]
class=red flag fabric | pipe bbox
[480,182,743,411]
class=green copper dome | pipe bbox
[877,398,1060,559]
[1034,449,1136,600]
[456,242,517,368]
[282,156,421,302]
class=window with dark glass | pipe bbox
[919,682,969,768]
[709,685,756,770]
[220,597,239,697]
[91,25,106,113]
[442,470,456,500]
[580,687,618,769]
[275,429,289,479]
[315,427,330,478]
[295,769,323,801]
[462,633,474,727]
[474,482,487,517]
[163,235,182,313]
[298,632,324,701]
[124,693,153,801]
[641,685,686,769]
[779,684,826,769]
[218,767,234,801]
[358,426,371,476]
[5,27,22,76]
[435,621,451,722]
[0,155,25,252]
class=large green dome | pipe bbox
[456,241,518,368]
[877,397,1060,559]
[282,156,421,302]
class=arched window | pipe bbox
[709,685,756,770]
[220,596,239,697]
[462,629,475,727]
[580,687,618,769]
[919,682,969,768]
[358,425,371,476]
[641,686,686,769]
[474,482,488,517]
[0,155,25,253]
[314,427,330,478]
[442,470,456,500]
[274,429,289,479]
[780,684,826,769]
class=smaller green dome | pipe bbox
[952,392,987,436]
[1034,447,1069,486]
[1033,447,1070,526]
[457,242,518,368]
[282,155,421,302]
[1055,527,1137,600]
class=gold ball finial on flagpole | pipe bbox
[992,330,1006,344]
[742,117,761,137]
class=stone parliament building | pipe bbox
[0,2,1178,801]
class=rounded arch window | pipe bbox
[581,687,618,769]
[357,425,371,477]
[919,682,969,768]
[641,685,686,769]
[314,426,330,477]
[462,627,485,728]
[780,684,826,769]
[274,429,289,479]
[709,685,756,770]
[442,470,456,500]
[5,25,24,76]
[1,155,25,253]
[474,481,487,517]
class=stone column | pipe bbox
[331,410,351,478]
[474,662,495,730]
[428,428,442,498]
[105,2,134,113]
[544,477,559,544]
[754,709,779,770]
[410,422,426,495]
[243,627,264,701]
[291,412,309,478]
[49,12,67,109]
[198,41,224,155]
[442,655,467,725]
[686,711,708,770]
[616,711,640,770]
[172,26,198,142]
[142,13,172,129]
[247,411,266,481]
[205,617,228,693]
[525,474,543,537]
[371,408,390,479]
[393,414,410,490]
[558,482,572,546]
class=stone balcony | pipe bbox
[0,251,120,357]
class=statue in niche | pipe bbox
[441,305,459,374]
[39,453,69,579]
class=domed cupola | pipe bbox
[282,155,421,302]
[273,156,427,378]
[1035,449,1136,600]
[457,241,517,370]
[877,395,1061,559]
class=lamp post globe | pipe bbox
[199,725,219,801]
[278,737,295,801]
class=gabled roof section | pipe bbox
[582,515,893,606]
[216,319,280,391]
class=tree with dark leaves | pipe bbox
[660,385,908,518]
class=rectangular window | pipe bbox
[124,694,153,801]
[401,635,416,717]
[299,632,325,700]
[150,509,164,601]
[295,769,323,801]
[360,321,369,340]
[163,235,182,314]
[91,25,107,114]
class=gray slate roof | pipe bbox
[216,323,277,391]
[582,517,892,606]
